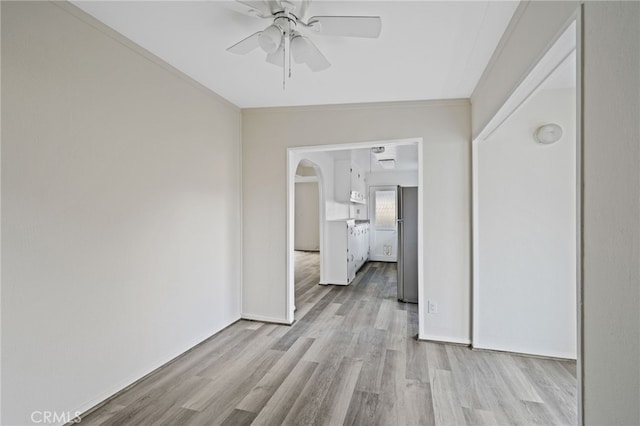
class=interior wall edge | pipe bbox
[53,0,241,112]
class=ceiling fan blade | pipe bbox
[227,32,262,54]
[307,16,382,38]
[236,0,273,18]
[265,0,284,14]
[301,38,330,72]
[265,44,285,67]
[297,0,311,20]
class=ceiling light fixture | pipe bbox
[291,34,312,64]
[371,146,385,154]
[534,123,563,144]
[227,1,382,90]
[258,24,283,53]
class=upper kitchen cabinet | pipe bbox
[335,160,366,204]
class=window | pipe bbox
[374,190,396,229]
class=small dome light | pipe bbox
[534,123,563,144]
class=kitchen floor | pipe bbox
[80,251,577,425]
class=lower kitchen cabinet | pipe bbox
[324,219,370,285]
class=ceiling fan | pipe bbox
[226,0,382,88]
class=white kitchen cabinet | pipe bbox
[324,220,370,285]
[334,160,366,204]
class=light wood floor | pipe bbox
[81,251,577,425]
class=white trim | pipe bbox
[287,138,424,331]
[241,313,292,325]
[286,151,296,323]
[287,153,327,323]
[418,334,471,346]
[471,138,480,346]
[472,344,577,361]
[417,141,425,338]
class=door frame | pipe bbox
[286,138,424,333]
[471,13,583,423]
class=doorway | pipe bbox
[471,15,581,421]
[287,138,424,328]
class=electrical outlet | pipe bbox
[428,300,438,314]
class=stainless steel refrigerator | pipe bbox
[397,186,418,303]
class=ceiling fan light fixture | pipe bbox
[265,43,285,67]
[258,24,283,54]
[291,35,312,63]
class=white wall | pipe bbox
[243,100,471,343]
[472,1,640,423]
[476,88,576,359]
[294,182,320,251]
[292,151,349,222]
[1,3,242,425]
[582,2,639,424]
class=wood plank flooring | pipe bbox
[81,251,577,425]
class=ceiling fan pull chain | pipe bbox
[283,27,291,90]
[282,33,286,90]
[288,36,292,78]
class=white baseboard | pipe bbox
[369,257,397,262]
[472,343,577,360]
[241,313,293,325]
[418,334,471,346]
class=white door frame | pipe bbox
[287,138,424,335]
[471,13,583,424]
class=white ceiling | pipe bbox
[72,1,518,108]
